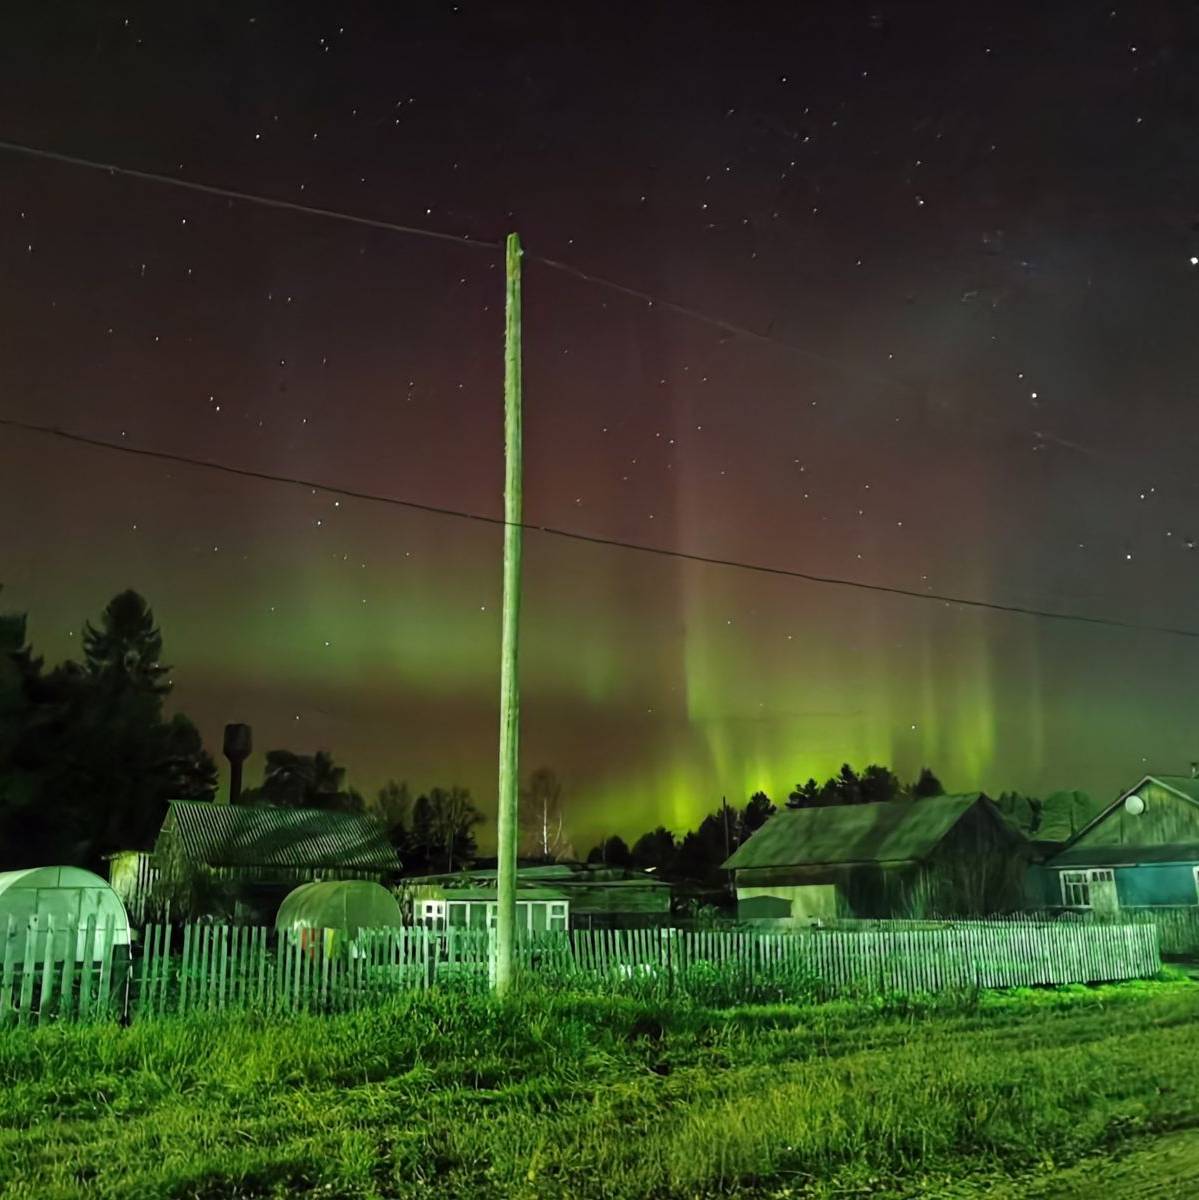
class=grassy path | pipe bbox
[1,979,1197,1198]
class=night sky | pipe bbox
[4,2,1199,850]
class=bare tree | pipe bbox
[519,767,573,860]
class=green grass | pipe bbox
[1,975,1197,1199]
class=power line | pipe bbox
[0,138,497,252]
[3,413,1196,642]
[0,137,1005,404]
[0,136,1168,474]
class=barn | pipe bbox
[722,793,1027,920]
[1037,775,1199,912]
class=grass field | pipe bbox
[1,975,1198,1199]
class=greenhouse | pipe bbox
[275,879,404,938]
[0,865,132,960]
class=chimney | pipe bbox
[223,723,253,805]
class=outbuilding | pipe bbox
[722,793,1027,920]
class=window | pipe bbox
[446,902,468,928]
[1060,868,1115,908]
[548,902,568,931]
[419,900,444,929]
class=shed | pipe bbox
[0,866,131,959]
[1040,775,1199,912]
[722,794,1026,920]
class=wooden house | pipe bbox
[1034,775,1199,912]
[722,793,1027,920]
[397,862,672,929]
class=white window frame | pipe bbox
[419,900,445,928]
[1192,865,1199,904]
[1060,868,1114,908]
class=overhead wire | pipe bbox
[0,137,1194,640]
[3,413,1197,642]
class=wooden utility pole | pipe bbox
[494,232,523,994]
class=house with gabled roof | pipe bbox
[721,793,1027,920]
[1038,775,1199,912]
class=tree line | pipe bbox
[582,763,1078,887]
[1,586,1088,881]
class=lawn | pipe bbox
[1,976,1197,1199]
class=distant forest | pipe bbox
[1,587,1098,880]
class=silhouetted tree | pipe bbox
[586,834,631,867]
[674,811,730,883]
[374,779,411,851]
[242,749,363,812]
[786,778,822,809]
[405,786,483,873]
[859,764,904,804]
[910,767,945,799]
[631,826,676,873]
[83,589,171,695]
[788,763,919,809]
[0,589,216,870]
[740,791,776,836]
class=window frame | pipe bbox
[1060,868,1115,908]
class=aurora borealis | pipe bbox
[4,3,1199,851]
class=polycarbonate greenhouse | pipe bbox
[0,865,132,960]
[275,879,403,939]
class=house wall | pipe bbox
[1030,862,1199,908]
[1114,863,1199,906]
[1024,865,1060,907]
[1075,781,1199,849]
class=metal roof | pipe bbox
[722,794,1000,871]
[162,801,400,872]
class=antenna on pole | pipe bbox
[493,232,523,994]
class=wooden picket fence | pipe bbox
[1083,906,1199,956]
[0,913,124,1026]
[0,916,1161,1027]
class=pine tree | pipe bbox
[82,590,171,695]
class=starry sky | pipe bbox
[3,1,1199,851]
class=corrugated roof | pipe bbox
[162,801,400,871]
[722,794,992,871]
